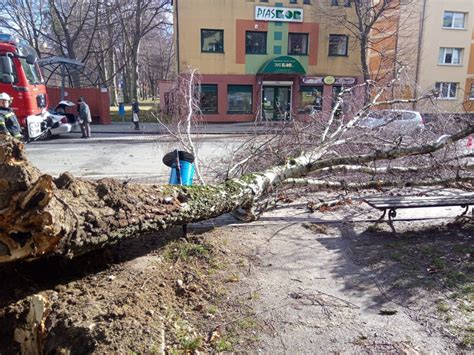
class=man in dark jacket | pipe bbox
[0,92,23,140]
[78,97,92,138]
[131,99,140,130]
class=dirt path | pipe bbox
[0,191,471,353]
[220,194,472,353]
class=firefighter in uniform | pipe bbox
[0,93,23,139]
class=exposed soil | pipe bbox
[0,189,472,353]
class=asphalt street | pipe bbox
[25,127,248,184]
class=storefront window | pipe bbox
[299,86,323,113]
[328,35,348,56]
[227,85,253,114]
[201,29,224,53]
[199,84,218,113]
[288,33,308,55]
[246,31,267,54]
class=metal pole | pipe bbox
[175,149,187,236]
[60,64,65,101]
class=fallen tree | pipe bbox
[0,116,473,264]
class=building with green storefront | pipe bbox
[170,0,362,122]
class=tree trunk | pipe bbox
[0,123,472,264]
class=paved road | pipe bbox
[25,130,248,184]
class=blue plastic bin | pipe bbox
[169,161,195,186]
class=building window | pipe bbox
[199,84,218,113]
[470,84,474,100]
[331,0,338,5]
[329,35,348,56]
[344,0,351,6]
[290,0,297,3]
[443,11,466,29]
[246,31,267,54]
[299,86,323,113]
[438,48,463,65]
[201,29,224,53]
[303,0,311,4]
[435,82,457,99]
[0,55,18,84]
[288,33,308,55]
[227,85,253,114]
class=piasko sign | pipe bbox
[255,6,304,23]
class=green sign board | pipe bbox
[255,6,303,23]
[257,56,306,74]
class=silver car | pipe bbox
[357,109,425,132]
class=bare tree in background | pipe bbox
[139,28,174,100]
[114,0,171,100]
[0,0,174,101]
[0,0,51,57]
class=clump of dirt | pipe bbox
[0,227,259,354]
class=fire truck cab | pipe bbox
[0,33,49,138]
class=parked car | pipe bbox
[357,109,425,133]
[44,100,82,138]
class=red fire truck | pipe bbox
[0,33,49,138]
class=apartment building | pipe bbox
[171,0,363,122]
[371,0,474,114]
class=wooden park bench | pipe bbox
[364,193,474,222]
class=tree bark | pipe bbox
[0,123,472,264]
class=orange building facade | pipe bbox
[369,0,474,114]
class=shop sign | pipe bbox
[335,77,356,85]
[301,77,324,85]
[257,56,306,74]
[323,76,336,85]
[255,6,303,23]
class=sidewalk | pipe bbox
[92,121,293,135]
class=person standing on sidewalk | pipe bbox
[78,97,92,138]
[132,99,140,130]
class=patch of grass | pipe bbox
[207,305,218,315]
[461,284,474,296]
[109,101,161,123]
[248,291,261,300]
[214,337,233,352]
[453,244,473,254]
[420,245,438,257]
[236,317,257,330]
[172,318,203,352]
[436,300,451,313]
[459,301,472,313]
[461,333,474,348]
[431,257,446,270]
[163,240,211,263]
[445,271,468,288]
[179,336,202,351]
[390,252,402,262]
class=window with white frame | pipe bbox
[470,84,474,100]
[443,11,466,29]
[435,82,457,99]
[438,48,463,65]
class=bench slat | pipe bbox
[364,193,474,210]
